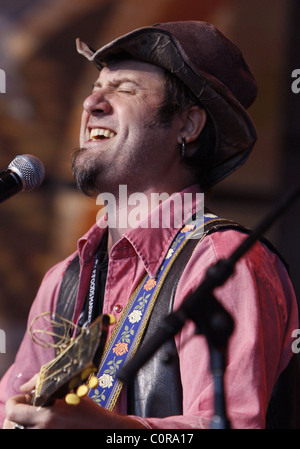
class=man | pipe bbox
[0,21,298,429]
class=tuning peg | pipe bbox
[76,384,89,398]
[87,375,98,389]
[65,392,81,405]
[108,314,116,324]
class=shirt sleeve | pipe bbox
[0,259,68,426]
[132,230,299,429]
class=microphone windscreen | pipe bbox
[8,154,45,191]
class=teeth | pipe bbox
[90,128,116,140]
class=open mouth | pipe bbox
[89,128,116,140]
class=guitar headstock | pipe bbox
[32,314,110,407]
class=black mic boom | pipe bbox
[0,154,45,203]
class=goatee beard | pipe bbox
[71,148,99,197]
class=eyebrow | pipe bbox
[92,78,141,89]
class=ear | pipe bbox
[177,106,207,146]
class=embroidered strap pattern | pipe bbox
[88,213,219,410]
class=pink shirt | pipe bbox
[0,185,298,429]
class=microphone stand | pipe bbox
[118,182,300,429]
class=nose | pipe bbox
[83,90,112,115]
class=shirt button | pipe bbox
[114,304,123,313]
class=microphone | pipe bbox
[0,154,45,203]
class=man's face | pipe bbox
[73,59,182,196]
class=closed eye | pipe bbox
[92,78,140,95]
[117,86,137,94]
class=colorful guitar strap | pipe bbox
[88,211,227,410]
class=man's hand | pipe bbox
[3,376,146,429]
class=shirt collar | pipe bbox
[77,184,203,277]
[124,184,203,277]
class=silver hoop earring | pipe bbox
[181,137,186,160]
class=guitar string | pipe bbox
[29,312,78,350]
[29,312,82,400]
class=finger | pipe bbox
[19,374,39,394]
[5,394,37,428]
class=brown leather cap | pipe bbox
[77,21,258,186]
